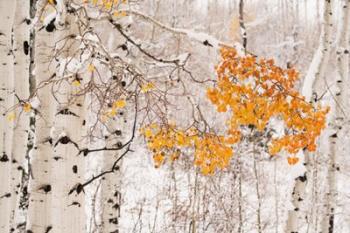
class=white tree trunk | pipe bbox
[0,1,17,232]
[287,0,334,232]
[48,1,87,231]
[26,1,58,232]
[321,0,349,232]
[11,0,32,231]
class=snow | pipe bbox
[301,45,323,102]
[29,97,41,109]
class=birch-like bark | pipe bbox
[287,1,333,232]
[100,115,127,232]
[0,1,17,232]
[321,1,349,232]
[237,2,247,231]
[26,0,58,231]
[11,0,32,231]
[239,0,247,53]
[48,1,87,232]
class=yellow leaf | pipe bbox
[88,64,95,72]
[113,11,126,17]
[105,2,112,9]
[72,80,81,87]
[7,112,16,122]
[113,99,126,109]
[48,0,55,4]
[23,103,32,112]
[107,108,117,117]
[141,82,155,93]
[144,128,153,138]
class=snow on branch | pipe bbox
[120,9,246,56]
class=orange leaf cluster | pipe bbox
[208,48,329,158]
[141,124,240,174]
[142,48,329,172]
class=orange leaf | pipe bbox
[23,103,32,112]
[287,156,299,165]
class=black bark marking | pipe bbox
[0,152,9,162]
[43,137,53,145]
[113,203,120,210]
[24,18,31,25]
[109,217,118,225]
[38,184,51,194]
[45,226,52,233]
[23,41,29,55]
[118,43,128,51]
[203,40,213,47]
[107,198,113,203]
[45,18,56,32]
[53,156,63,161]
[56,108,79,117]
[0,192,11,199]
[68,183,84,195]
[54,136,79,149]
[296,174,307,182]
[329,208,334,233]
[68,201,81,207]
[16,222,26,231]
[115,130,122,136]
[72,165,78,174]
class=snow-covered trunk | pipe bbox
[25,0,58,231]
[100,121,127,233]
[0,1,17,232]
[49,1,87,232]
[321,1,349,232]
[0,0,32,231]
[11,0,32,232]
[286,0,334,232]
